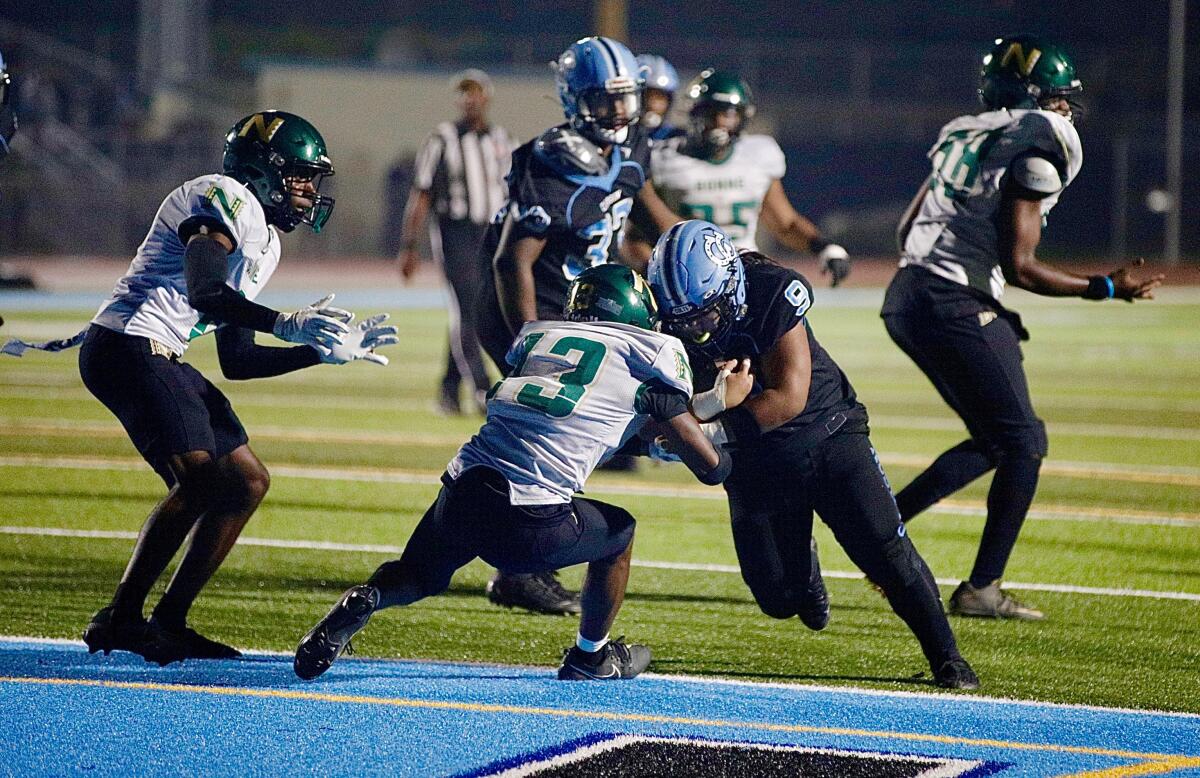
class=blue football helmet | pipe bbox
[648,220,747,359]
[554,37,643,145]
[636,53,679,132]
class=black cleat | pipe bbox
[557,637,651,681]
[82,606,154,657]
[294,584,379,681]
[487,571,581,616]
[797,538,830,631]
[148,619,241,661]
[933,657,981,690]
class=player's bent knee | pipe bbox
[995,420,1048,461]
[865,534,924,592]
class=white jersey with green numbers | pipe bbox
[91,174,281,355]
[650,134,786,251]
[447,320,694,505]
[901,108,1082,302]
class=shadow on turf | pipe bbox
[648,659,940,688]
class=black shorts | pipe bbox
[394,466,636,592]
[78,324,248,486]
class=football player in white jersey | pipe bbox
[74,111,397,664]
[295,264,750,682]
[882,36,1163,620]
[627,69,850,286]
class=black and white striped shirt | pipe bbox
[413,121,515,225]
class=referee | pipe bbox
[398,69,514,415]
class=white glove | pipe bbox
[321,313,399,366]
[273,294,353,355]
[648,435,682,463]
[691,362,737,422]
[699,420,729,448]
[818,244,851,287]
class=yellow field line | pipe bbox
[2,675,1197,775]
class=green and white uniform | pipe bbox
[449,321,693,504]
[92,174,281,355]
[650,134,786,252]
[901,108,1082,302]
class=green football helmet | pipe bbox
[979,35,1082,117]
[685,69,756,157]
[564,264,659,331]
[222,111,335,233]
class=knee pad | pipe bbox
[997,419,1048,460]
[875,534,925,591]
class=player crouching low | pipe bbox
[295,264,748,681]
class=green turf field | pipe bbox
[1,294,1198,712]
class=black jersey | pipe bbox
[490,123,652,313]
[690,260,861,439]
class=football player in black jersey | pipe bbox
[883,36,1163,620]
[476,36,680,616]
[650,220,979,690]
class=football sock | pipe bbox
[576,632,609,654]
[969,455,1041,588]
[896,440,994,522]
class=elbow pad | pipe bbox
[1007,155,1063,200]
[697,446,733,486]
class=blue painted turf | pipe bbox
[1,640,1197,776]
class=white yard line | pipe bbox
[3,418,1200,487]
[1,524,1197,604]
[2,454,1198,528]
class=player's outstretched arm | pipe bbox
[492,212,546,335]
[1001,197,1165,301]
[760,180,850,287]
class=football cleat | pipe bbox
[933,657,981,690]
[487,571,582,616]
[949,581,1044,620]
[558,637,651,681]
[82,606,155,657]
[294,584,379,680]
[797,537,830,631]
[147,619,242,662]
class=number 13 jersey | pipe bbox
[448,321,693,504]
[901,108,1081,303]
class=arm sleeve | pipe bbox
[215,325,321,380]
[183,236,281,333]
[634,382,691,422]
[413,132,444,191]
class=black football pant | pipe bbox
[883,305,1046,589]
[368,467,635,608]
[432,218,491,403]
[725,429,962,669]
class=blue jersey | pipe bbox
[492,123,652,313]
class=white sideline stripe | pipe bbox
[2,524,1198,603]
[6,386,1200,443]
[2,635,1197,720]
[4,417,1200,487]
[2,454,1198,529]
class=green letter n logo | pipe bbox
[205,186,244,221]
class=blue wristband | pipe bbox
[1104,276,1115,299]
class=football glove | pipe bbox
[273,294,353,355]
[691,358,751,422]
[321,313,399,366]
[818,244,851,287]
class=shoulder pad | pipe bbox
[1010,154,1063,197]
[534,126,609,177]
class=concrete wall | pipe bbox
[257,65,564,256]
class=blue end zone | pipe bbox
[2,640,1198,776]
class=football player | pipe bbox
[475,36,681,615]
[882,35,1163,620]
[72,111,397,664]
[628,70,850,286]
[650,220,979,690]
[0,50,16,161]
[636,54,684,142]
[295,264,745,682]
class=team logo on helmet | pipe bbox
[999,43,1042,76]
[238,113,284,143]
[703,231,738,266]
